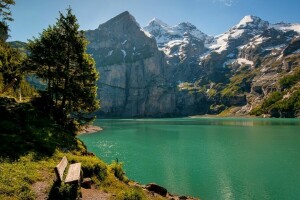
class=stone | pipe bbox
[146,183,168,197]
[81,178,92,189]
[179,196,188,200]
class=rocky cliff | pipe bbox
[85,12,175,117]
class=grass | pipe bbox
[0,154,41,200]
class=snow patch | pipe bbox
[199,51,211,61]
[271,23,300,34]
[236,15,254,28]
[163,39,189,57]
[223,59,236,68]
[207,29,245,53]
[141,28,152,38]
[107,50,113,57]
[121,50,126,58]
[227,53,235,58]
[293,49,300,54]
[236,58,253,66]
[231,29,245,38]
[264,44,286,51]
[239,36,268,50]
[122,40,127,45]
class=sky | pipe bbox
[7,0,300,42]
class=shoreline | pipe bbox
[78,125,103,135]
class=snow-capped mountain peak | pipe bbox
[144,19,210,48]
[233,15,269,30]
[147,18,170,29]
[236,15,257,28]
[207,15,270,53]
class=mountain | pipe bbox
[85,11,176,117]
[143,18,211,48]
[86,12,300,117]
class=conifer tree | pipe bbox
[0,0,24,95]
[27,8,100,126]
[0,39,23,85]
[0,0,15,41]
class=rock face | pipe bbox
[86,12,300,117]
[86,12,176,117]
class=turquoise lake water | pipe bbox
[78,118,300,200]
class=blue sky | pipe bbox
[8,0,300,41]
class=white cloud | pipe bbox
[216,0,236,6]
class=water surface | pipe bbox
[78,118,300,199]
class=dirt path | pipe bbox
[32,181,49,200]
[81,188,111,200]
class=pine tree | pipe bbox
[0,0,15,41]
[0,0,25,96]
[27,8,100,126]
[0,39,23,86]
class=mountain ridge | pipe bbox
[84,11,300,118]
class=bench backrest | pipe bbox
[54,156,68,182]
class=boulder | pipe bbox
[146,183,168,197]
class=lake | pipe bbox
[78,118,300,199]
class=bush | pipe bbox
[279,69,300,89]
[261,91,283,109]
[49,182,79,200]
[123,189,143,200]
[110,161,128,183]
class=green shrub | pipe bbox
[249,106,263,116]
[271,90,300,115]
[115,188,144,200]
[58,183,78,200]
[261,91,283,109]
[49,182,79,200]
[279,69,300,89]
[251,89,300,117]
[123,189,143,200]
[110,161,128,183]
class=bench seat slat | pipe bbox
[65,163,81,183]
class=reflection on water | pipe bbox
[79,118,300,200]
[106,117,300,127]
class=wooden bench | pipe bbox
[55,156,82,184]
